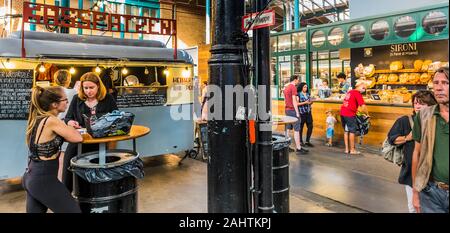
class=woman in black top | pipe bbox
[63,72,118,192]
[23,86,83,213]
[387,90,436,213]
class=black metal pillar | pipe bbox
[253,0,274,213]
[207,0,248,213]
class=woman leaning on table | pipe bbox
[62,72,118,192]
[23,86,82,213]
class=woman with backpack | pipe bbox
[387,90,437,213]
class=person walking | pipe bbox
[297,82,314,147]
[412,67,449,213]
[23,86,83,213]
[388,91,437,213]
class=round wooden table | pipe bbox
[272,115,299,139]
[78,125,151,165]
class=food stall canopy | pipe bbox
[0,31,192,63]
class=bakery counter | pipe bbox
[272,100,412,147]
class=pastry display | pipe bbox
[390,61,403,71]
[421,60,433,72]
[420,73,431,84]
[354,63,365,77]
[388,73,399,82]
[363,64,376,77]
[414,60,423,71]
[377,74,388,84]
[399,73,409,83]
[408,73,420,84]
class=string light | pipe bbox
[182,67,190,78]
[39,63,46,73]
[95,65,101,73]
[163,68,169,76]
[4,58,15,69]
[69,67,76,74]
[144,67,149,75]
[122,66,128,75]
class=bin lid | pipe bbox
[71,149,139,169]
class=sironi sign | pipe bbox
[22,2,176,35]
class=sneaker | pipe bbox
[297,148,309,154]
[325,143,332,147]
[305,142,314,147]
[300,142,306,147]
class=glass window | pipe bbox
[370,20,389,40]
[278,56,291,99]
[348,24,365,43]
[311,30,326,48]
[278,34,291,52]
[394,16,417,38]
[330,51,339,59]
[422,11,447,35]
[318,51,329,59]
[328,27,344,46]
[293,54,307,83]
[270,37,277,53]
[292,32,307,50]
[271,57,277,99]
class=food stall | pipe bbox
[270,3,449,147]
[0,30,194,179]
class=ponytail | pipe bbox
[26,86,63,145]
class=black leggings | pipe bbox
[300,112,313,143]
[22,159,81,213]
[62,143,99,193]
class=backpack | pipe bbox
[84,110,135,138]
[355,114,370,136]
[381,116,413,166]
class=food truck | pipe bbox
[0,30,194,179]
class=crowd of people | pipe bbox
[284,68,448,213]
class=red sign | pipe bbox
[242,10,275,32]
[22,2,176,35]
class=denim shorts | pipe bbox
[341,116,357,133]
[285,110,300,132]
[326,128,334,138]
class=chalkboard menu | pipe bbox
[0,69,33,120]
[116,94,167,108]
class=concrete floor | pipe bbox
[0,139,406,213]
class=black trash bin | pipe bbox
[70,149,144,213]
[272,134,290,213]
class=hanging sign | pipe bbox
[242,10,275,32]
[22,2,176,35]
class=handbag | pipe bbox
[85,110,135,138]
[381,116,414,166]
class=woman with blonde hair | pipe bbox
[23,86,82,213]
[63,72,118,192]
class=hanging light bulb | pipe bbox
[163,68,169,76]
[144,67,149,75]
[182,67,190,78]
[69,67,76,74]
[39,63,46,73]
[122,66,128,75]
[4,58,15,69]
[95,65,101,73]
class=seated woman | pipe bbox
[63,72,118,192]
[23,86,83,213]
